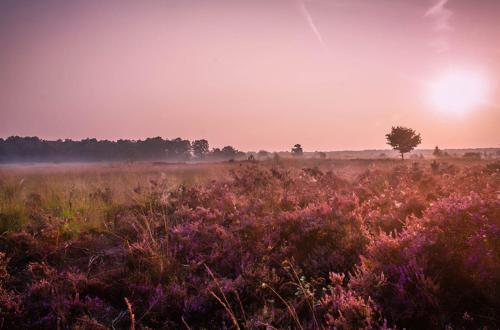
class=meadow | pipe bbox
[0,158,499,329]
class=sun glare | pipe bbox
[428,70,489,114]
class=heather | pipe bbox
[0,159,499,329]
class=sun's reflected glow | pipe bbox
[428,70,489,114]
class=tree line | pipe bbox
[0,136,246,163]
[7,127,483,163]
[0,127,422,163]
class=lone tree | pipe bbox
[386,126,421,160]
[291,144,303,156]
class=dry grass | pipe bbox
[0,161,234,234]
[0,158,490,235]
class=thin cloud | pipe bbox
[425,0,453,32]
[425,0,453,53]
[297,0,326,49]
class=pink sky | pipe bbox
[1,0,499,151]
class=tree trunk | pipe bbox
[401,152,404,160]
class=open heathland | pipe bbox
[0,158,499,329]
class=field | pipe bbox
[0,158,499,329]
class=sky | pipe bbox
[1,0,499,151]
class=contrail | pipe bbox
[297,0,326,48]
[425,0,452,32]
[425,0,453,53]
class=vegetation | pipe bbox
[291,144,304,156]
[0,136,245,163]
[257,150,270,160]
[433,146,450,158]
[463,152,482,159]
[0,158,499,329]
[433,146,442,157]
[386,126,422,160]
[191,139,210,160]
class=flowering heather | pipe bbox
[0,160,499,329]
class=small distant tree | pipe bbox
[291,144,303,157]
[192,139,209,159]
[433,146,443,158]
[318,152,327,159]
[386,126,422,160]
[257,150,270,159]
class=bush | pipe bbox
[0,162,498,328]
[351,193,500,328]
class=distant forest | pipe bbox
[0,136,245,163]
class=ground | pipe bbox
[0,158,498,329]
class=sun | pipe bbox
[428,69,489,114]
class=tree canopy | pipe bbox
[192,139,209,159]
[385,126,422,160]
[291,144,303,156]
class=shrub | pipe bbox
[351,193,500,328]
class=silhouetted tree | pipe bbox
[209,145,244,160]
[222,146,237,157]
[318,152,326,159]
[386,126,421,160]
[192,139,209,159]
[166,138,191,160]
[291,144,303,156]
[433,146,443,158]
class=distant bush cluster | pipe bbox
[0,136,245,162]
[0,161,499,328]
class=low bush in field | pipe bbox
[351,193,500,328]
[0,162,498,329]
